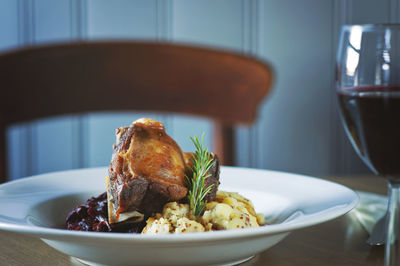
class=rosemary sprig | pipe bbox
[186,134,215,216]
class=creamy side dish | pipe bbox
[142,191,265,234]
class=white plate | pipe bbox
[0,167,358,266]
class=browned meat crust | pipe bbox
[108,119,188,222]
[107,118,220,224]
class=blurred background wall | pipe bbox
[1,0,395,180]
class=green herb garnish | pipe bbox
[186,134,215,216]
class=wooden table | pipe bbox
[0,176,388,266]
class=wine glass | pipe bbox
[336,24,400,266]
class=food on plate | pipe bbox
[106,118,219,224]
[66,118,264,233]
[142,191,265,234]
[65,192,145,233]
[106,117,187,224]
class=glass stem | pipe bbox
[385,181,400,266]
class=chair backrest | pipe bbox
[0,41,273,183]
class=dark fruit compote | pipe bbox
[66,192,146,233]
[338,86,400,179]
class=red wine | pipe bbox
[338,86,400,179]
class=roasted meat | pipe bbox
[107,118,220,225]
[107,118,188,224]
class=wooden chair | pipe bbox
[0,42,273,183]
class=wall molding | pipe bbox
[390,0,400,23]
[17,0,36,176]
[241,0,261,168]
[156,0,173,132]
[17,0,35,45]
[156,0,172,41]
[332,0,352,175]
[70,0,88,169]
[70,0,87,40]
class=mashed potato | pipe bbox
[142,191,265,234]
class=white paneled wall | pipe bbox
[0,0,18,49]
[1,0,396,180]
[87,0,158,39]
[258,0,333,174]
[173,0,243,50]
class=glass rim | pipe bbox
[341,23,400,31]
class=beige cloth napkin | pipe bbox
[351,191,387,234]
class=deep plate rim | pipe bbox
[0,166,359,244]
